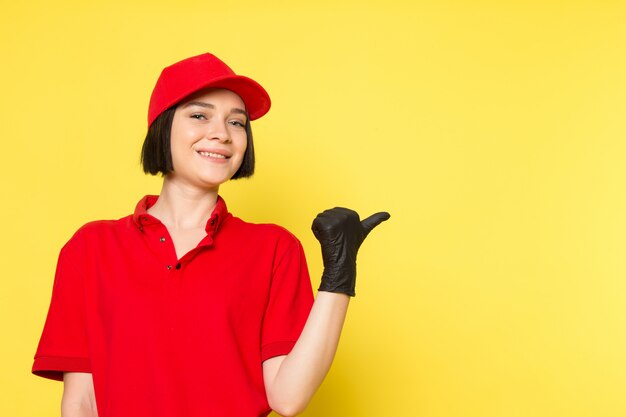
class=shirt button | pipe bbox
[159,237,166,242]
[167,265,172,270]
[175,263,181,270]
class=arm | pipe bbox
[62,372,98,417]
[263,291,349,416]
[263,208,390,416]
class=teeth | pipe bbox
[198,151,226,159]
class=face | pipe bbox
[168,88,248,190]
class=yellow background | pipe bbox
[2,1,626,416]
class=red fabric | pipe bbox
[33,195,314,417]
[148,53,271,126]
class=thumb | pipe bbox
[361,212,391,237]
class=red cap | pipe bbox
[147,53,271,127]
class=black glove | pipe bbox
[311,207,390,297]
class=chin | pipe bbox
[196,175,231,189]
[193,167,235,185]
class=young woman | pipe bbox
[32,53,389,417]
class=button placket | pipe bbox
[149,224,177,272]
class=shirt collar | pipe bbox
[132,195,230,234]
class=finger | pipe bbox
[330,207,358,215]
[311,212,336,239]
[361,212,391,236]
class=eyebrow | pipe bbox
[182,101,247,117]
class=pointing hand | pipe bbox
[311,208,390,297]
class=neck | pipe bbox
[147,177,219,231]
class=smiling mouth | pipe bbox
[197,151,228,159]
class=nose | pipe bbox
[206,119,231,143]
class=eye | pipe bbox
[229,120,246,128]
[190,113,206,120]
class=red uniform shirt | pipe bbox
[33,195,314,417]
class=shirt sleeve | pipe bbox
[260,230,314,361]
[32,228,91,381]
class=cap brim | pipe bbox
[163,75,271,122]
